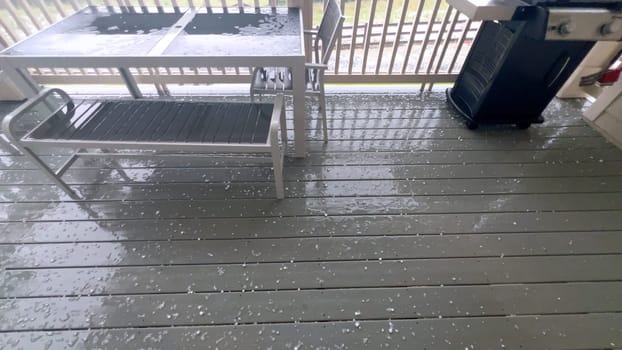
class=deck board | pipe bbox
[3,231,622,268]
[1,176,622,203]
[2,147,622,171]
[3,282,622,331]
[1,314,621,350]
[1,162,621,192]
[2,211,621,243]
[0,92,621,349]
[3,255,622,297]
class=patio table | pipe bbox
[0,6,308,157]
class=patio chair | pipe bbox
[250,0,345,143]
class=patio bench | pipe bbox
[2,88,287,199]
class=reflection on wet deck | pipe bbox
[1,92,621,349]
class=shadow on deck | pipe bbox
[0,91,621,349]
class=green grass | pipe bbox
[0,0,451,44]
[313,0,450,26]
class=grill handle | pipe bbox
[545,53,572,87]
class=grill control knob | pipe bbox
[600,20,622,36]
[558,21,576,36]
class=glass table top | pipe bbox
[1,6,302,57]
[164,9,302,56]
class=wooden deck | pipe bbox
[1,91,621,349]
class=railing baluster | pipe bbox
[203,0,214,76]
[154,0,163,12]
[448,18,473,73]
[67,0,82,12]
[413,0,441,77]
[429,8,459,90]
[15,0,43,31]
[0,16,19,44]
[1,0,48,77]
[374,0,393,74]
[35,0,57,25]
[421,6,452,91]
[388,0,409,74]
[360,0,377,74]
[115,3,124,12]
[0,33,9,48]
[400,0,425,74]
[333,0,346,74]
[51,0,68,17]
[134,0,146,11]
[347,0,362,75]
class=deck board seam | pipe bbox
[1,311,621,333]
[4,279,622,299]
[5,252,622,270]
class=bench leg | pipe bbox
[272,149,284,199]
[21,146,80,200]
[101,149,132,182]
[0,133,21,155]
[318,87,328,144]
[271,112,285,200]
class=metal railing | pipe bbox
[0,0,480,89]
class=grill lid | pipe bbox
[520,0,622,9]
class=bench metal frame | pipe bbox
[2,88,287,199]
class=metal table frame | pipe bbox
[0,6,308,157]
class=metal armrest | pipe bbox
[2,88,74,145]
[304,29,318,36]
[305,63,329,70]
[305,63,329,85]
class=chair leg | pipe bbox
[0,133,21,155]
[318,90,328,143]
[279,100,288,149]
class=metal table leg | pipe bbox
[0,58,40,99]
[119,67,143,99]
[291,58,306,158]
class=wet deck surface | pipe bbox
[1,92,621,349]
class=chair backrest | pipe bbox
[313,0,346,65]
